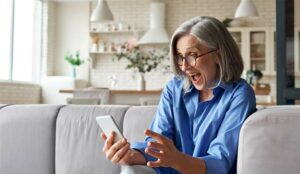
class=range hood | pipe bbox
[138,0,169,45]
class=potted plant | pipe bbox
[246,65,263,86]
[222,18,233,27]
[64,50,85,78]
[114,46,169,90]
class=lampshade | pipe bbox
[90,0,114,22]
[234,0,258,18]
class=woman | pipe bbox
[101,16,256,174]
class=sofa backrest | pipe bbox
[0,104,61,174]
[2,104,300,174]
[123,106,157,143]
[55,105,129,174]
[237,106,300,174]
[0,104,131,174]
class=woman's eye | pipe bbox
[189,53,198,56]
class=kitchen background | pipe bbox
[42,0,299,102]
[44,0,275,89]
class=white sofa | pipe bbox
[0,104,300,174]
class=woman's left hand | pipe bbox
[144,129,183,168]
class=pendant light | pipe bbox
[90,0,114,22]
[235,0,258,18]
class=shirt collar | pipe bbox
[184,81,233,95]
[218,82,233,90]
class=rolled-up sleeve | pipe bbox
[202,89,256,174]
[131,80,175,162]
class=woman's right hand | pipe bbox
[101,132,132,165]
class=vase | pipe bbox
[137,73,146,91]
[72,67,77,78]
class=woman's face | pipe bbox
[176,34,219,90]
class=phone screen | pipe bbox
[96,115,124,143]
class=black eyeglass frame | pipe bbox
[177,49,217,66]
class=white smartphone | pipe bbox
[96,115,124,143]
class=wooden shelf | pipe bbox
[111,90,162,95]
[256,102,276,106]
[90,30,138,34]
[250,42,265,45]
[89,28,141,68]
[251,58,265,61]
[252,83,271,95]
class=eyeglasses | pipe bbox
[176,50,217,66]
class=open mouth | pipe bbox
[191,73,201,83]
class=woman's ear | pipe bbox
[214,55,220,64]
[215,50,221,64]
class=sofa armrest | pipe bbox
[0,105,61,174]
[237,106,300,174]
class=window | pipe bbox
[0,0,13,80]
[276,0,300,104]
[0,0,42,82]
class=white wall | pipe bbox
[53,1,89,80]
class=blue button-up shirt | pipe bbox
[132,77,256,174]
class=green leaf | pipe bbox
[113,46,170,74]
[64,50,84,66]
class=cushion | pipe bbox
[55,105,129,174]
[123,106,157,143]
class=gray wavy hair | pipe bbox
[170,16,243,90]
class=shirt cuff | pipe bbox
[131,142,157,162]
[201,155,227,174]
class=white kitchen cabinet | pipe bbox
[228,27,272,75]
[229,27,300,76]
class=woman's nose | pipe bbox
[180,59,190,71]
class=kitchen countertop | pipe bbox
[59,89,162,95]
